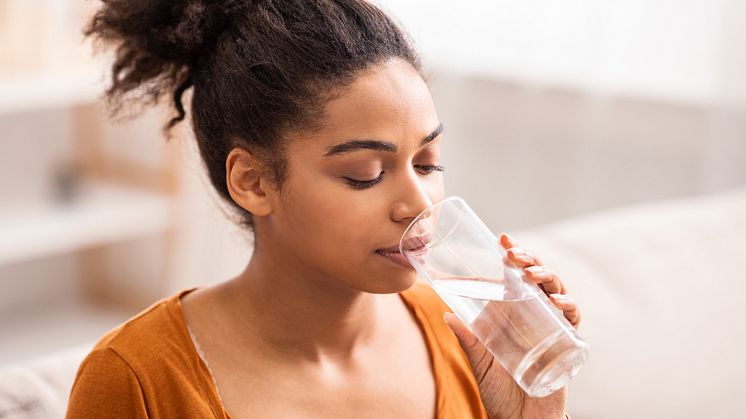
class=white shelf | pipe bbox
[0,180,172,266]
[0,65,105,115]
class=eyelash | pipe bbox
[343,165,446,190]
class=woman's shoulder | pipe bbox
[67,288,224,418]
[90,288,196,365]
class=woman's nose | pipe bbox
[390,175,434,223]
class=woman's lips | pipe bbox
[376,249,415,268]
[377,234,432,254]
[376,235,431,268]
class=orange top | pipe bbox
[66,283,489,418]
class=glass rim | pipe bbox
[399,195,468,255]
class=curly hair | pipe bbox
[84,0,421,230]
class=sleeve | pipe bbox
[66,347,148,418]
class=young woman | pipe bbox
[67,1,581,418]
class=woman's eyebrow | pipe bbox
[323,123,443,157]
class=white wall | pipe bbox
[378,0,730,105]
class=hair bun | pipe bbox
[149,0,241,67]
[85,0,248,123]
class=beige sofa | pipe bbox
[0,343,91,418]
[519,186,746,419]
[2,186,744,418]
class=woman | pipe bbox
[68,0,581,418]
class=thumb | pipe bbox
[443,312,493,381]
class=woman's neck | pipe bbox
[220,247,398,364]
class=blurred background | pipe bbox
[0,1,744,418]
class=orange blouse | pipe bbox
[66,282,490,418]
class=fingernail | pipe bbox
[550,293,572,303]
[526,266,544,274]
[443,312,460,325]
[509,247,526,256]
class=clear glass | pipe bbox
[399,196,589,398]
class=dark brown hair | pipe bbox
[85,0,421,230]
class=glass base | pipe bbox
[515,330,589,398]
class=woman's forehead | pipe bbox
[297,59,440,154]
[326,59,433,118]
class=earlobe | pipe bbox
[225,148,273,217]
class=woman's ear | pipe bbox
[225,147,274,217]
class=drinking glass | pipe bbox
[399,196,589,397]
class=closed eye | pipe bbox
[343,165,445,190]
[416,165,445,174]
[344,172,385,189]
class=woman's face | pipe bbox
[263,58,445,294]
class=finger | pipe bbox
[505,247,543,267]
[524,266,566,295]
[549,294,582,329]
[499,232,518,250]
[499,233,544,267]
[500,234,523,268]
[443,312,494,382]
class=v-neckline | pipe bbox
[170,285,446,419]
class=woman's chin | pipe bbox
[363,270,420,295]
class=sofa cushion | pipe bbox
[0,343,91,419]
[516,186,746,419]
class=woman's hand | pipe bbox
[443,233,581,419]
